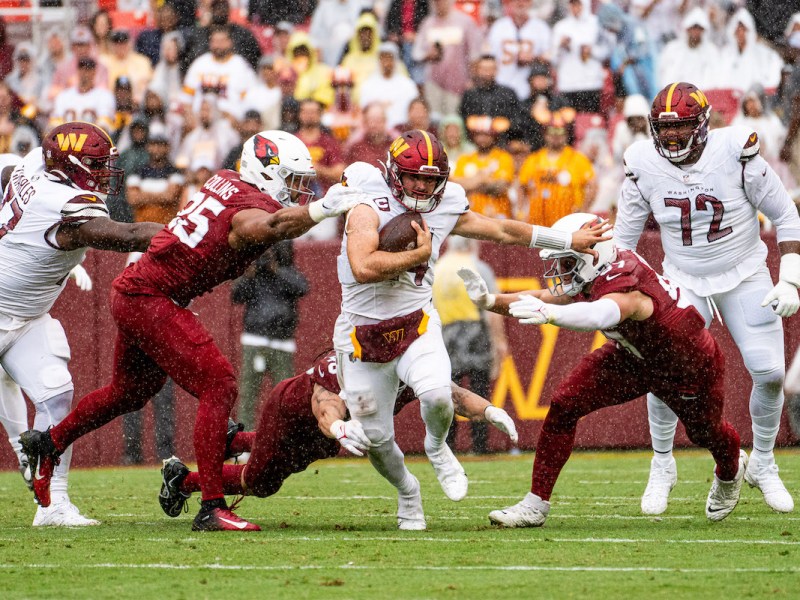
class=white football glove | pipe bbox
[509,294,551,325]
[761,281,800,318]
[69,264,93,291]
[330,419,373,457]
[308,184,368,223]
[456,267,495,309]
[484,405,518,444]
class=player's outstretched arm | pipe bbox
[346,204,432,283]
[310,383,373,456]
[56,218,163,252]
[457,267,566,316]
[509,291,652,330]
[451,383,518,444]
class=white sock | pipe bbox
[647,393,678,454]
[34,391,74,506]
[749,372,784,454]
[419,387,453,452]
[523,492,550,511]
[368,438,416,495]
[0,371,28,465]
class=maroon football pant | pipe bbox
[181,378,340,497]
[531,342,740,501]
[49,290,238,501]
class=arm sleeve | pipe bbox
[614,170,651,251]
[547,297,622,331]
[743,154,800,243]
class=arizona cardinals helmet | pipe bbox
[383,130,449,212]
[540,213,616,297]
[42,121,124,195]
[648,82,711,163]
[239,130,316,207]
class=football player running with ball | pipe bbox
[334,130,609,529]
[459,213,745,527]
[614,82,800,515]
[21,131,366,532]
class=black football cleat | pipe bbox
[224,419,245,461]
[19,429,60,507]
[159,456,190,517]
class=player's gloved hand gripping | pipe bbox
[762,254,800,318]
[457,268,495,309]
[69,264,93,291]
[307,184,369,223]
[484,406,518,444]
[330,419,373,457]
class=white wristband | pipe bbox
[530,226,571,250]
[779,253,800,287]
[307,201,327,223]
[330,419,345,438]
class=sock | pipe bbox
[531,428,576,501]
[419,387,454,453]
[0,372,28,465]
[647,393,678,455]
[194,377,238,501]
[368,438,416,495]
[653,450,674,466]
[34,391,74,505]
[182,466,245,495]
[200,497,227,511]
[749,372,784,454]
[709,422,741,481]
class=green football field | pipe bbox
[2,449,799,599]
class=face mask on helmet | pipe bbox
[239,131,316,207]
[384,130,449,212]
[649,82,711,163]
[542,252,587,297]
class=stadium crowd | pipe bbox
[1,0,800,233]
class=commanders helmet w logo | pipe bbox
[253,135,280,167]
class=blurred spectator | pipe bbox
[272,21,294,58]
[611,94,650,164]
[90,9,113,58]
[505,129,532,218]
[513,61,569,152]
[296,99,346,194]
[222,109,264,171]
[107,117,149,222]
[359,42,419,130]
[452,115,515,218]
[748,0,800,44]
[658,8,721,90]
[412,0,483,119]
[101,30,154,105]
[397,96,436,134]
[49,26,111,104]
[127,131,184,224]
[140,90,184,161]
[486,0,551,101]
[309,0,364,67]
[6,44,43,111]
[176,95,240,171]
[432,236,507,455]
[459,55,519,125]
[38,30,69,104]
[341,12,383,98]
[281,96,301,132]
[781,13,800,186]
[629,0,686,49]
[0,18,13,81]
[181,158,216,208]
[551,0,607,114]
[718,8,784,96]
[248,0,315,26]
[597,3,657,101]
[518,112,596,226]
[50,57,115,131]
[288,32,334,108]
[182,25,258,122]
[136,2,182,67]
[171,0,198,29]
[322,67,360,143]
[242,55,284,131]
[385,0,429,84]
[148,32,185,108]
[344,102,393,166]
[439,114,475,169]
[110,77,137,141]
[0,83,21,153]
[233,241,309,430]
[580,126,618,219]
[9,124,38,157]
[184,0,262,72]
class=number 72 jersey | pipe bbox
[615,126,800,296]
[115,169,283,307]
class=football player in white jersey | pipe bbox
[615,82,800,515]
[334,129,609,529]
[0,122,162,526]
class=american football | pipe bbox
[377,211,425,252]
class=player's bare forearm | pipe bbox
[453,210,534,245]
[59,218,163,252]
[451,383,491,421]
[350,248,429,283]
[230,206,317,249]
[311,385,348,438]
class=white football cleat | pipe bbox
[397,476,426,531]
[745,453,794,513]
[489,492,550,528]
[641,455,677,515]
[425,443,468,501]
[33,501,100,527]
[706,449,747,522]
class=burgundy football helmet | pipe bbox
[42,121,124,195]
[648,82,711,163]
[383,129,449,212]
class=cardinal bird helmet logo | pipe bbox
[253,135,280,167]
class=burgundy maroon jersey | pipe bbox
[115,170,283,306]
[583,250,715,369]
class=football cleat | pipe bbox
[641,455,677,515]
[224,419,244,461]
[489,493,550,528]
[191,507,261,532]
[745,453,794,513]
[397,475,426,531]
[706,449,747,522]
[19,457,33,491]
[33,501,100,527]
[19,429,60,507]
[426,443,468,502]
[159,456,191,518]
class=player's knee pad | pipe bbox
[417,387,453,413]
[362,423,393,447]
[34,390,74,430]
[744,347,785,392]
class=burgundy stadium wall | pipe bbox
[0,232,797,469]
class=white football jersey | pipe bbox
[0,149,108,320]
[51,87,115,130]
[337,162,470,321]
[182,53,257,120]
[615,127,800,296]
[487,16,551,100]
